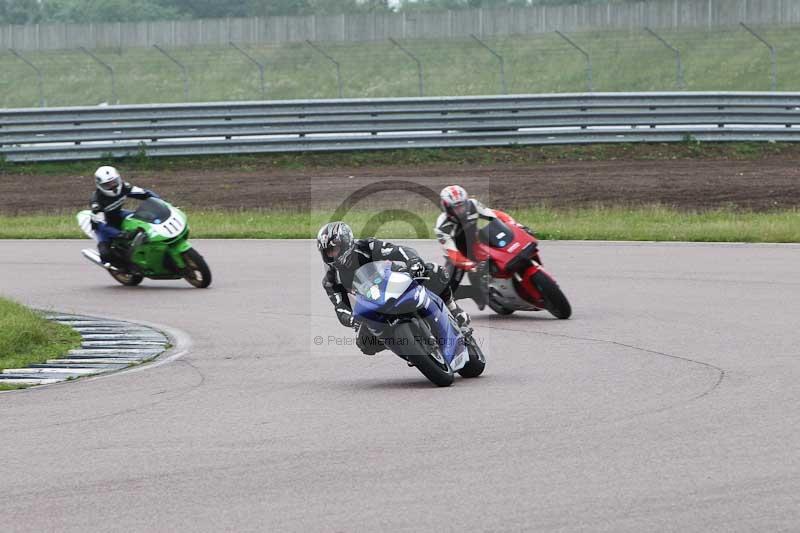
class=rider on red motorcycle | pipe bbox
[434,185,535,295]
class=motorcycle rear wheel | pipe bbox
[487,299,515,315]
[458,337,486,378]
[532,271,571,319]
[109,270,143,286]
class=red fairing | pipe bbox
[493,210,516,225]
[473,216,546,306]
[446,249,477,271]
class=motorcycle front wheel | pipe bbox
[182,248,212,289]
[393,321,454,387]
[532,270,571,319]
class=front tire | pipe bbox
[109,270,143,286]
[182,248,212,289]
[393,321,454,387]
[532,271,571,319]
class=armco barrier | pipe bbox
[2,92,799,162]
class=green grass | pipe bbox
[2,206,799,242]
[0,26,798,108]
[0,298,82,390]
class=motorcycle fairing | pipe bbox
[353,261,467,370]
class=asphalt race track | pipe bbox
[2,239,799,532]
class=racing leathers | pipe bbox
[322,238,468,355]
[435,199,535,299]
[90,182,159,265]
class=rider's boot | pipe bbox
[98,242,116,270]
[448,299,472,336]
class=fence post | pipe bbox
[470,34,507,94]
[644,27,685,90]
[230,41,266,100]
[555,30,593,92]
[9,48,45,107]
[306,40,343,98]
[153,44,189,100]
[80,46,117,104]
[388,38,424,97]
[740,22,777,91]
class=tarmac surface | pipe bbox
[1,239,799,532]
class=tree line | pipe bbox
[1,0,623,25]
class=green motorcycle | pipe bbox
[77,198,212,288]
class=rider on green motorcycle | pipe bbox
[90,166,160,267]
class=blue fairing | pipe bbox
[353,262,464,366]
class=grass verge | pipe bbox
[2,206,799,242]
[0,298,82,390]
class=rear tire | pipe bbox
[109,270,143,286]
[393,321,454,387]
[182,248,212,289]
[532,271,571,319]
[458,337,486,378]
[487,299,515,316]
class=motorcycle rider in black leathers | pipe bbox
[318,221,471,356]
[90,166,159,268]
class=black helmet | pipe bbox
[317,222,356,268]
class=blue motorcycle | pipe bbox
[353,260,486,387]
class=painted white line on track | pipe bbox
[0,378,61,385]
[3,368,104,375]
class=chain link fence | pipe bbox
[1,26,797,108]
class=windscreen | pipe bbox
[479,218,514,248]
[353,260,392,299]
[132,199,171,224]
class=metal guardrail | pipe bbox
[2,93,800,162]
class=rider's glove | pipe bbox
[335,305,355,328]
[456,259,478,272]
[408,259,427,278]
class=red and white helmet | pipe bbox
[440,185,469,217]
[94,166,122,197]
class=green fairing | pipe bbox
[117,200,192,277]
[77,197,211,288]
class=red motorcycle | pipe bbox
[461,214,572,319]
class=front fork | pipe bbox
[514,262,547,306]
[166,239,193,270]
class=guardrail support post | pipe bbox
[740,22,777,91]
[470,34,507,95]
[229,42,266,100]
[555,30,593,93]
[154,44,189,100]
[644,27,685,90]
[9,48,45,107]
[306,40,343,99]
[388,38,424,97]
[80,46,118,104]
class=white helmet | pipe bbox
[95,166,122,197]
[440,185,469,217]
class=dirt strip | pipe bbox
[1,155,798,214]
